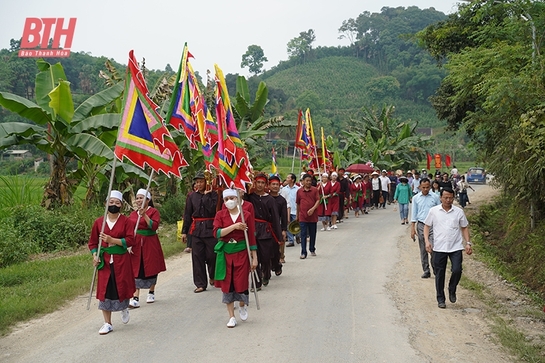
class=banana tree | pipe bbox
[232,76,294,165]
[0,60,125,208]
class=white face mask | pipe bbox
[225,199,237,210]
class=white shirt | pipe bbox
[281,184,299,214]
[379,176,389,191]
[411,178,421,193]
[424,204,468,253]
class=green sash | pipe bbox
[96,245,127,270]
[136,229,156,236]
[214,240,247,281]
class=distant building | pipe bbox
[2,150,33,160]
[416,128,433,136]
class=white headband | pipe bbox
[109,190,123,201]
[223,189,238,198]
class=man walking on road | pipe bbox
[281,173,299,246]
[410,178,440,278]
[296,173,320,259]
[424,188,473,309]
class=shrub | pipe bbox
[9,205,97,253]
[158,195,185,224]
[0,217,39,268]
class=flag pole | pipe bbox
[87,157,118,310]
[133,169,155,235]
[236,189,260,310]
[290,144,297,173]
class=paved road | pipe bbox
[2,202,426,363]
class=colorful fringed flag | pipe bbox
[305,108,318,167]
[114,50,188,177]
[294,110,310,151]
[214,64,252,190]
[165,43,198,149]
[320,127,328,171]
[271,147,278,175]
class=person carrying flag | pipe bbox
[245,173,283,287]
[268,175,288,264]
[182,171,219,293]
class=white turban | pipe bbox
[136,188,151,199]
[322,173,329,177]
[223,189,238,198]
[331,172,338,177]
[109,190,123,201]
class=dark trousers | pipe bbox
[256,237,278,283]
[433,250,463,303]
[191,236,217,288]
[381,191,389,208]
[389,185,396,203]
[372,190,381,207]
[299,221,317,256]
[459,191,468,208]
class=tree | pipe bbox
[287,29,316,64]
[241,45,268,76]
[0,60,124,208]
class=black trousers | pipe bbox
[191,236,217,288]
[433,250,463,303]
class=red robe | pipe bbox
[88,215,135,301]
[362,180,371,204]
[129,208,166,278]
[328,181,341,215]
[213,206,257,293]
[351,182,364,210]
[317,182,331,216]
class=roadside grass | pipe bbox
[461,195,545,362]
[0,223,184,336]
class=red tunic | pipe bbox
[328,181,341,215]
[213,207,257,293]
[351,182,364,210]
[129,208,166,278]
[88,215,136,301]
[362,180,372,204]
[317,182,331,216]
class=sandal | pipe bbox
[275,265,283,276]
[194,287,206,293]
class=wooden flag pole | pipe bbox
[236,189,260,310]
[87,157,118,310]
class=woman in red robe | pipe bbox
[213,188,258,328]
[350,175,364,217]
[362,174,372,214]
[317,173,332,231]
[128,189,166,308]
[328,172,341,229]
[88,190,135,335]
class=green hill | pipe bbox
[264,56,378,111]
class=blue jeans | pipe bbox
[287,214,297,243]
[459,191,468,208]
[299,221,317,257]
[433,250,463,303]
[398,203,409,220]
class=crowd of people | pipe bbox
[88,166,475,334]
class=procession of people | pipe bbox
[88,167,475,334]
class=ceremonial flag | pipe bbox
[295,110,309,151]
[214,64,252,190]
[305,108,318,168]
[114,50,187,177]
[426,152,432,171]
[434,153,442,169]
[445,154,452,167]
[321,127,327,171]
[271,147,277,175]
[165,43,198,149]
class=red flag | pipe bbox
[426,153,432,170]
[445,154,452,167]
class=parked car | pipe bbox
[467,167,486,184]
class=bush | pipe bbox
[158,195,185,224]
[9,205,97,253]
[0,217,39,268]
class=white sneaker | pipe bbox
[227,317,237,328]
[99,323,113,335]
[146,293,155,303]
[239,305,248,321]
[121,309,130,324]
[320,227,325,231]
[129,298,140,309]
[332,224,338,229]
[326,226,331,231]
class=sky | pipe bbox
[1,0,464,77]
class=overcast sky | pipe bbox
[2,0,463,77]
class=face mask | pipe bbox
[225,200,237,210]
[108,205,121,214]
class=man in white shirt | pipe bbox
[411,171,422,195]
[379,170,390,209]
[281,173,300,246]
[423,187,473,309]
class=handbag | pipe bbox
[379,194,384,204]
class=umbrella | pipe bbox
[346,164,375,174]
